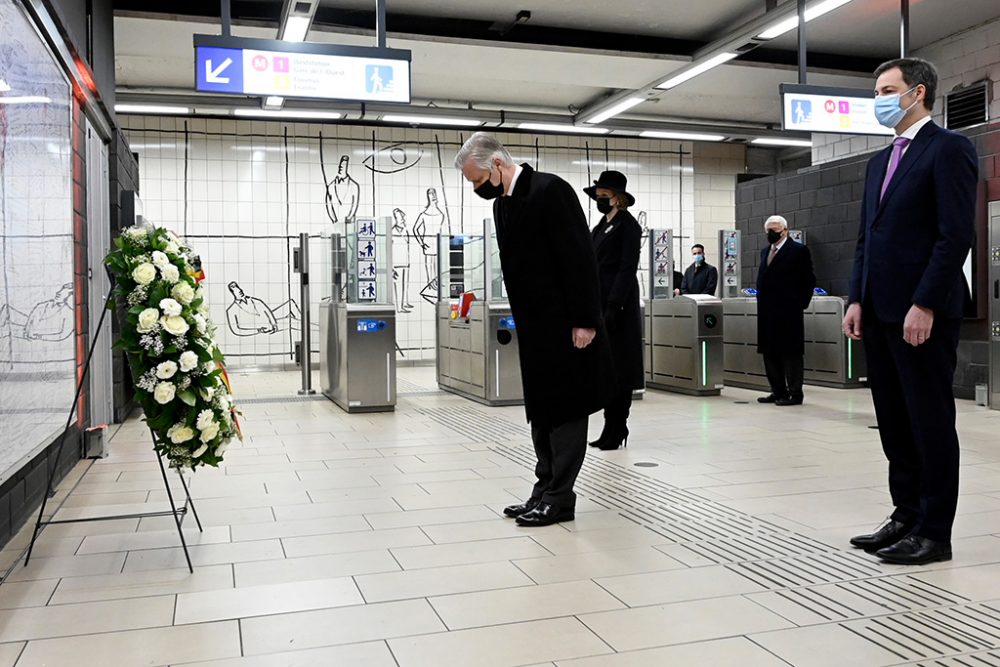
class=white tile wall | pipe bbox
[811,16,1000,166]
[122,118,712,368]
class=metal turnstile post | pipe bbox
[295,232,315,395]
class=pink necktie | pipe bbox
[879,136,911,202]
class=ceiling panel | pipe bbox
[765,0,1000,58]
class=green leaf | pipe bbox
[178,389,197,407]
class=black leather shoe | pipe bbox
[850,519,913,552]
[514,502,574,527]
[502,498,540,518]
[876,535,952,565]
[775,395,803,406]
[757,394,784,404]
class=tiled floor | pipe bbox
[2,366,1000,666]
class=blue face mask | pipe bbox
[693,254,704,264]
[874,86,919,129]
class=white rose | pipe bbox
[199,423,220,443]
[191,443,209,458]
[196,409,215,431]
[179,350,199,372]
[151,251,169,268]
[153,382,176,404]
[165,241,180,255]
[132,263,156,285]
[203,361,216,374]
[167,423,195,444]
[161,315,190,336]
[156,361,178,379]
[193,314,207,334]
[171,282,195,305]
[216,395,231,412]
[159,298,182,317]
[200,385,216,401]
[160,264,180,284]
[137,308,160,333]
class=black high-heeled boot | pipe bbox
[596,426,629,451]
[588,424,612,448]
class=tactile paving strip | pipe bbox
[418,403,1000,663]
[842,603,1000,662]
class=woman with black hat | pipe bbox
[584,171,644,451]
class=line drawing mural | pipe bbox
[363,142,424,174]
[0,283,74,342]
[226,281,301,337]
[391,207,414,313]
[319,132,360,225]
[637,211,649,298]
[413,187,447,303]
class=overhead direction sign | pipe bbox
[780,84,893,137]
[194,35,411,103]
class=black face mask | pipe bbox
[766,230,783,244]
[474,165,504,200]
[596,197,614,215]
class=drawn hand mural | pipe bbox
[0,283,74,342]
[320,132,360,225]
[412,187,447,303]
[391,207,414,313]
[225,281,301,337]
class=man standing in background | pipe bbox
[756,215,816,407]
[679,244,719,295]
[844,58,977,565]
[454,132,613,527]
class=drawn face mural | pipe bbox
[363,142,424,174]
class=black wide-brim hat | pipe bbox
[583,170,636,206]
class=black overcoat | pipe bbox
[494,164,615,427]
[592,209,644,391]
[755,239,816,356]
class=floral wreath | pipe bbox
[105,225,241,470]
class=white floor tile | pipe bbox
[175,576,362,624]
[388,617,613,667]
[241,599,446,655]
[0,595,174,642]
[356,561,534,603]
[15,621,241,667]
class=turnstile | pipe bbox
[320,302,397,412]
[723,294,867,390]
[435,226,524,406]
[437,301,523,405]
[318,217,397,413]
[989,201,1000,410]
[645,294,724,396]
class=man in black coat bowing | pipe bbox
[455,132,614,527]
[756,215,816,406]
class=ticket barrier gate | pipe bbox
[723,289,866,391]
[644,294,725,396]
[318,218,397,413]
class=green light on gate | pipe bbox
[702,340,708,386]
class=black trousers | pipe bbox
[863,307,961,542]
[529,417,589,508]
[602,389,633,430]
[762,351,804,399]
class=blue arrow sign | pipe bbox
[196,47,243,94]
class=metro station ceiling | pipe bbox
[111,0,1000,130]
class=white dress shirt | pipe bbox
[503,164,524,197]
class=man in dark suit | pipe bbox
[679,244,719,295]
[844,58,977,565]
[454,132,614,527]
[756,215,816,407]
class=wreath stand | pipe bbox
[23,282,203,573]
